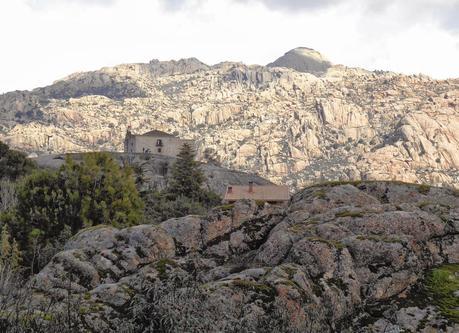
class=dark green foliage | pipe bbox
[8,152,143,272]
[15,170,76,245]
[73,153,144,228]
[0,141,35,180]
[143,192,208,224]
[166,143,206,200]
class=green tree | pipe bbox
[14,169,77,249]
[12,153,143,271]
[17,153,143,235]
[76,153,144,228]
[0,141,36,180]
[166,143,206,200]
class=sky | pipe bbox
[0,0,458,93]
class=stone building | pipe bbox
[223,181,290,205]
[124,129,194,158]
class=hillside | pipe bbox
[12,181,459,332]
[0,48,458,190]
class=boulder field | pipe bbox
[29,181,459,332]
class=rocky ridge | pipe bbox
[0,49,458,190]
[25,181,459,332]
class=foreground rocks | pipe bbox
[26,182,459,332]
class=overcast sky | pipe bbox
[0,0,458,93]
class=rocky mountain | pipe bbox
[18,181,459,332]
[0,48,458,190]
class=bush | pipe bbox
[9,153,143,272]
[0,141,35,180]
[426,264,459,322]
[143,192,208,224]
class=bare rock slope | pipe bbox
[0,49,458,190]
[27,181,459,332]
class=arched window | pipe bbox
[156,139,163,147]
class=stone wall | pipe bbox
[126,135,195,158]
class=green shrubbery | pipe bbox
[0,141,219,273]
[426,264,459,322]
[0,141,35,180]
[0,148,144,272]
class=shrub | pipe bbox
[11,153,143,272]
[0,141,36,180]
[143,192,208,224]
[426,264,459,323]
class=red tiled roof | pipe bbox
[223,185,290,202]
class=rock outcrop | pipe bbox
[267,47,332,75]
[0,49,458,190]
[26,182,459,332]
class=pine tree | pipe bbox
[166,143,206,200]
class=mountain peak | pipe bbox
[267,47,332,76]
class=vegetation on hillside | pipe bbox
[0,147,144,273]
[0,142,226,332]
[0,142,220,274]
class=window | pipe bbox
[156,139,163,147]
[158,148,162,153]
